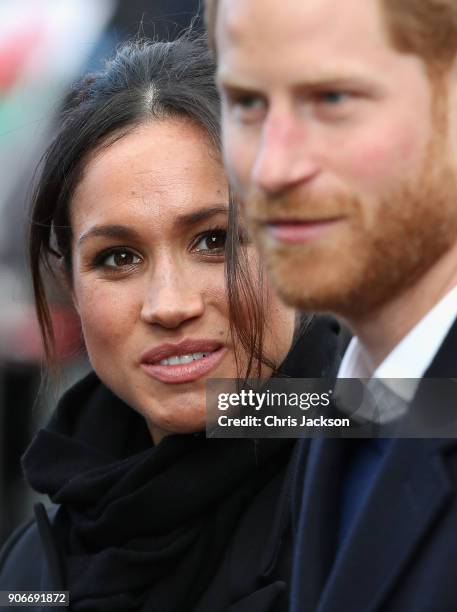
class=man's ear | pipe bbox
[56,258,80,315]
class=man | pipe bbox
[206,0,457,610]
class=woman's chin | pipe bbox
[144,401,207,443]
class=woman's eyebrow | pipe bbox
[78,224,140,245]
[175,204,229,228]
[77,206,229,246]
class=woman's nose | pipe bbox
[140,265,205,329]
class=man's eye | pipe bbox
[193,229,227,253]
[317,91,348,105]
[223,90,266,123]
[101,249,141,268]
[237,95,263,109]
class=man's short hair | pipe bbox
[383,0,457,71]
[205,0,457,72]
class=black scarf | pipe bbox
[23,374,293,611]
[22,316,343,612]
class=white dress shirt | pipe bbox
[338,285,457,401]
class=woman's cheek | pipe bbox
[75,279,138,354]
[198,263,226,300]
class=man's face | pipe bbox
[216,0,457,319]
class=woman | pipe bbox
[0,36,343,611]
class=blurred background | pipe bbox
[0,0,203,546]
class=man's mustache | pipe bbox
[241,187,360,222]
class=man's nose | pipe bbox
[251,114,320,196]
[140,263,205,329]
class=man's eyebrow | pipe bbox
[77,206,229,246]
[217,67,378,92]
[216,69,255,90]
[290,72,380,92]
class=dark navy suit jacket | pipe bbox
[290,317,457,612]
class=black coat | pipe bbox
[0,316,346,612]
[290,317,457,612]
[0,452,294,612]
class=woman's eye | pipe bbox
[193,229,227,254]
[101,249,141,269]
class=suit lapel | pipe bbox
[423,317,457,378]
[317,317,457,611]
[293,317,457,612]
[317,437,455,612]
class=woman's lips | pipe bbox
[264,218,344,244]
[140,346,227,383]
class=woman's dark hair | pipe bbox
[29,33,279,379]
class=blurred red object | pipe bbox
[0,24,44,93]
[4,305,83,364]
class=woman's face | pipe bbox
[70,119,295,442]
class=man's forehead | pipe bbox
[216,0,393,84]
[217,0,383,42]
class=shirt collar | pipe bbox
[338,285,457,399]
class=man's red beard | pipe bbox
[240,151,457,319]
